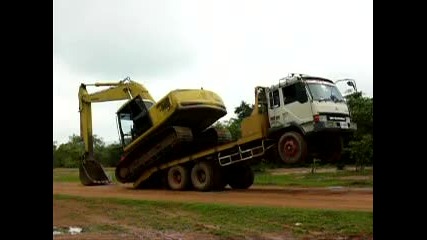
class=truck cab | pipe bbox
[265,74,357,164]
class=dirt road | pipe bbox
[53,182,373,211]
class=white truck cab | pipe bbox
[265,73,357,164]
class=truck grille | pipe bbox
[322,113,349,122]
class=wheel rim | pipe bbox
[172,170,182,184]
[196,170,206,183]
[282,137,299,158]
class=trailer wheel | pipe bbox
[229,165,254,189]
[278,131,307,164]
[214,169,228,191]
[167,165,190,190]
[191,161,217,191]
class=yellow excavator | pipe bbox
[78,77,228,186]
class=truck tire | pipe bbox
[167,165,190,190]
[214,169,228,191]
[228,165,254,189]
[277,131,307,164]
[191,161,218,191]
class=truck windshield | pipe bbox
[307,83,345,102]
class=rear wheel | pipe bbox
[191,161,219,191]
[167,165,190,190]
[228,165,254,189]
[214,168,227,190]
[277,131,307,164]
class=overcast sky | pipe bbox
[53,0,373,145]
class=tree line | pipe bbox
[53,92,373,168]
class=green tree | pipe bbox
[346,93,373,138]
[53,141,57,168]
[214,101,254,140]
[349,134,373,171]
[234,101,253,120]
[54,135,84,168]
[53,134,109,168]
[102,143,123,167]
[344,92,373,168]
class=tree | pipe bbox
[214,101,254,140]
[53,134,110,168]
[344,92,373,168]
[53,141,57,168]
[234,101,253,120]
[346,93,373,138]
[101,143,123,167]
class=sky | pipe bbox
[53,0,373,145]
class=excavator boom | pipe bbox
[78,77,154,186]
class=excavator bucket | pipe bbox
[79,158,111,186]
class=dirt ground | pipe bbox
[53,182,372,240]
[53,182,372,211]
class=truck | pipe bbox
[78,74,357,191]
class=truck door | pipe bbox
[267,88,282,128]
[276,82,313,128]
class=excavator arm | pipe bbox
[78,77,155,186]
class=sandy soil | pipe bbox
[54,182,372,211]
[53,167,373,240]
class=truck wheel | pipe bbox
[214,169,228,191]
[229,165,254,189]
[167,165,190,190]
[191,161,217,191]
[278,132,307,164]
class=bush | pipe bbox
[349,134,373,170]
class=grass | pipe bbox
[53,168,117,183]
[255,169,373,188]
[53,167,373,188]
[54,194,372,238]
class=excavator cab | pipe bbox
[116,96,154,147]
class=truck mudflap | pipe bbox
[79,156,111,186]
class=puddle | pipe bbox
[328,186,346,191]
[69,226,83,235]
[53,226,83,235]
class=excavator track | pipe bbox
[130,127,234,188]
[115,126,232,187]
[115,126,193,183]
[192,127,233,151]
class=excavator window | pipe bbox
[117,96,153,147]
[118,113,134,146]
